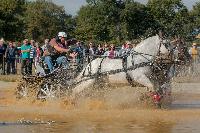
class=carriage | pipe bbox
[16,35,189,107]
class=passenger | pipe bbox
[42,39,55,72]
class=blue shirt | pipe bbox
[21,44,31,59]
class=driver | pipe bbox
[43,32,69,72]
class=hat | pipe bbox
[58,32,67,38]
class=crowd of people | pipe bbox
[0,32,136,75]
[0,32,199,76]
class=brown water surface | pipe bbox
[0,80,200,133]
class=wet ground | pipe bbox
[0,79,200,133]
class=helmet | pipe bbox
[58,32,67,38]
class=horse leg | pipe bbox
[128,71,154,91]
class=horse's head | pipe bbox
[159,39,171,56]
[133,35,170,59]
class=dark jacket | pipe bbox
[6,46,18,59]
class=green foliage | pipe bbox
[0,0,25,40]
[75,0,161,44]
[147,0,191,38]
[121,1,159,40]
[24,0,73,42]
[190,2,200,29]
[75,4,110,42]
[0,0,75,42]
[0,0,199,44]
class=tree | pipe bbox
[75,0,160,43]
[121,1,159,40]
[0,0,25,40]
[24,0,73,42]
[147,0,190,37]
[75,4,111,42]
[190,2,200,30]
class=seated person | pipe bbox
[42,35,69,72]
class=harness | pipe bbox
[73,60,152,87]
[71,39,173,88]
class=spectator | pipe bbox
[0,38,6,74]
[29,40,36,74]
[5,41,18,74]
[120,41,132,57]
[74,41,84,71]
[35,42,42,67]
[103,43,109,52]
[21,39,31,75]
[96,44,105,55]
[88,42,96,55]
[85,42,96,63]
[104,44,118,59]
[189,43,199,62]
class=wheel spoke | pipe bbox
[40,88,48,95]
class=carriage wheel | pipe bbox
[37,82,62,100]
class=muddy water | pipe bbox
[1,81,200,133]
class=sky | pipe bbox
[51,0,199,16]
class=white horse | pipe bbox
[72,35,170,95]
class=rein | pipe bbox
[72,61,153,87]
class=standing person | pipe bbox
[29,40,36,75]
[0,38,7,74]
[88,42,96,55]
[85,42,96,62]
[189,43,199,74]
[21,39,31,75]
[104,44,118,59]
[5,41,18,74]
[120,41,132,57]
[74,41,84,71]
[35,42,42,67]
[103,43,109,52]
[96,44,105,55]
